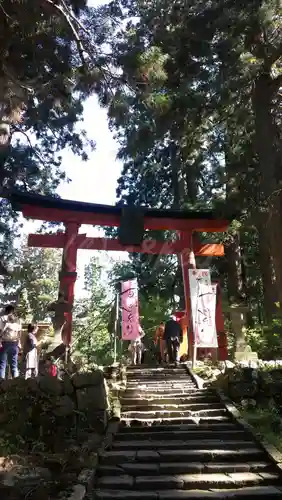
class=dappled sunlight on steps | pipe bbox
[93,365,282,499]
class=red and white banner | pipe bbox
[194,283,218,348]
[121,279,140,340]
[188,269,211,325]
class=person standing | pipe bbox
[0,305,22,379]
[154,321,166,363]
[164,315,183,364]
[24,323,39,379]
[130,325,145,365]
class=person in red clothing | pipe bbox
[154,321,166,362]
[46,356,57,377]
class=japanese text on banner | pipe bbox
[195,283,218,348]
[121,279,140,341]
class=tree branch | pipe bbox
[272,73,282,93]
[12,126,46,165]
[43,0,87,65]
[268,41,282,67]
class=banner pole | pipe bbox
[113,293,119,364]
[192,281,200,369]
[192,344,197,368]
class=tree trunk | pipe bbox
[171,143,186,310]
[252,73,282,318]
[225,233,249,355]
[257,220,277,323]
[226,232,244,304]
[224,132,251,354]
[240,244,254,328]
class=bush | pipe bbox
[241,407,282,451]
[246,318,282,359]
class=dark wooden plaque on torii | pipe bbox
[9,191,231,358]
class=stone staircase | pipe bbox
[94,365,282,499]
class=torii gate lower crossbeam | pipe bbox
[9,191,230,359]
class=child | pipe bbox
[46,356,57,377]
[24,323,38,379]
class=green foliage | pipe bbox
[0,243,61,321]
[246,319,282,360]
[102,0,282,337]
[139,295,170,341]
[241,407,282,453]
[0,379,74,455]
[0,0,119,268]
[73,256,114,367]
[109,250,181,304]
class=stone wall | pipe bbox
[0,370,108,442]
[193,361,282,411]
[221,366,282,405]
[0,369,114,499]
[204,362,282,410]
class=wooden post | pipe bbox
[215,282,228,361]
[59,222,80,345]
[179,232,196,364]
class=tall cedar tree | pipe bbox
[104,0,282,321]
[0,0,120,269]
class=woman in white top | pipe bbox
[130,325,145,365]
[24,323,39,379]
[0,305,21,378]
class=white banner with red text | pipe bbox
[121,279,140,341]
[194,282,218,347]
[188,269,211,325]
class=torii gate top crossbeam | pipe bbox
[9,191,231,232]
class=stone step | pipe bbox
[96,471,280,490]
[126,371,189,376]
[125,389,198,394]
[94,485,282,499]
[121,396,220,406]
[126,380,195,384]
[95,366,282,500]
[127,377,194,383]
[100,448,265,465]
[126,378,194,383]
[102,461,274,476]
[116,429,248,441]
[119,422,239,433]
[121,416,231,424]
[121,409,228,420]
[128,378,192,382]
[111,439,256,451]
[126,375,193,381]
[123,390,208,397]
[126,367,188,373]
[121,403,224,413]
[97,461,274,477]
[125,385,197,391]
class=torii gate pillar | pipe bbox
[50,222,80,346]
[179,231,196,361]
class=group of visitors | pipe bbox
[0,305,57,379]
[154,315,183,364]
[129,315,183,366]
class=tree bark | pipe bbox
[224,132,251,353]
[225,232,244,304]
[252,73,282,318]
[257,220,277,323]
[225,233,249,354]
[171,142,186,309]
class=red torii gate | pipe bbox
[10,191,230,359]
